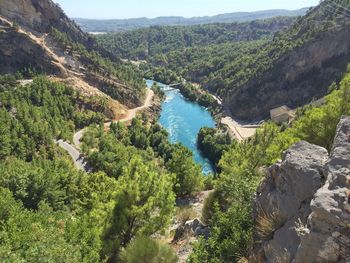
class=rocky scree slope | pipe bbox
[0,0,145,117]
[251,116,350,262]
[0,17,61,76]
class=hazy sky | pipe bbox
[53,0,320,19]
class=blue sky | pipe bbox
[53,0,320,19]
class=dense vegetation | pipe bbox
[96,17,295,59]
[81,116,204,197]
[0,75,106,160]
[197,127,232,170]
[0,76,186,262]
[76,8,307,32]
[96,0,350,102]
[189,65,350,262]
[0,76,108,261]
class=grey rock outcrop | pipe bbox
[251,116,350,262]
[185,218,209,238]
[173,218,209,241]
[0,0,87,42]
[0,26,62,75]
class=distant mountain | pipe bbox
[74,8,310,32]
[95,17,296,59]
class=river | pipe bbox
[146,80,216,174]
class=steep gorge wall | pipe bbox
[0,0,87,42]
[0,27,62,75]
[226,24,350,121]
[251,116,350,262]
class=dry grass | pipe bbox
[255,207,285,241]
[238,257,249,263]
[176,206,196,225]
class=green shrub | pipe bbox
[201,191,217,225]
[203,174,215,190]
[166,145,204,196]
[120,236,178,263]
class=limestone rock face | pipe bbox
[295,116,350,263]
[0,0,88,76]
[0,0,86,42]
[0,28,62,75]
[251,116,350,262]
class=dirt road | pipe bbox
[109,88,154,123]
[74,88,154,148]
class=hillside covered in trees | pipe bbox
[1,0,350,262]
[96,17,296,60]
[76,8,308,32]
[0,75,205,262]
[97,0,350,120]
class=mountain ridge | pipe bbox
[95,17,296,60]
[74,7,310,32]
[96,0,350,121]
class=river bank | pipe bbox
[148,75,260,141]
[147,80,216,174]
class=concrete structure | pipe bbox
[270,105,295,124]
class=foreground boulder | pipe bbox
[251,116,350,263]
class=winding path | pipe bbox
[59,88,154,170]
[107,88,154,124]
[56,140,90,171]
[74,88,154,148]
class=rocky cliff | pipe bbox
[0,19,61,75]
[0,0,146,115]
[0,0,87,42]
[251,116,350,262]
[226,24,350,121]
[224,0,350,121]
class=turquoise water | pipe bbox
[146,80,215,174]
